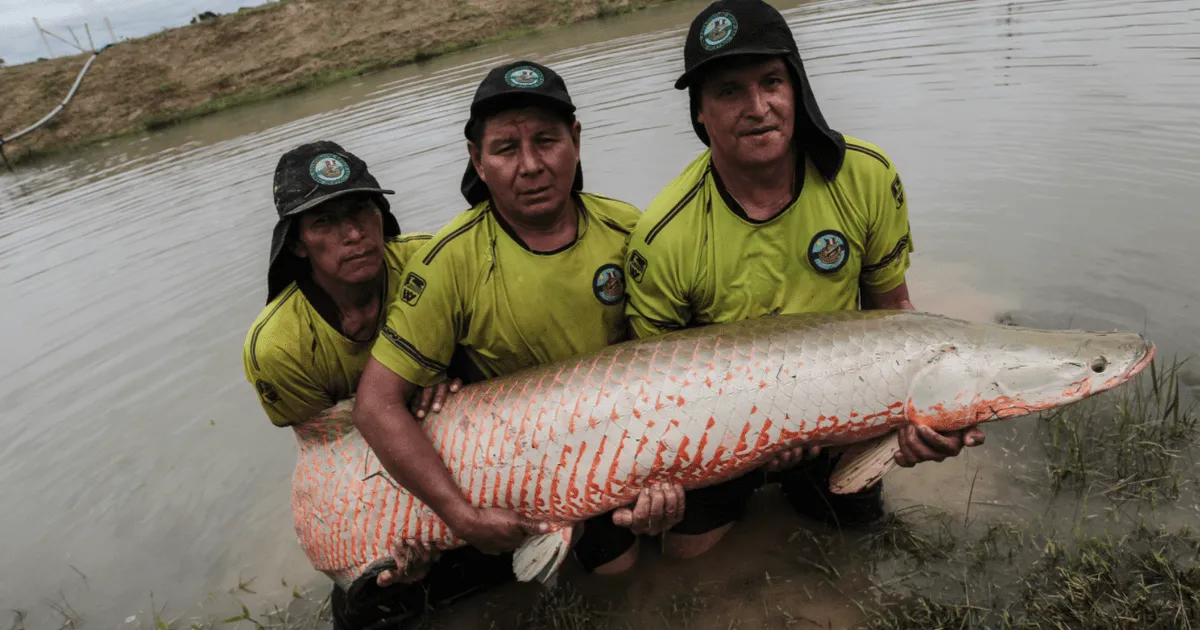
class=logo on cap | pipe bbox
[700,11,738,51]
[310,154,350,186]
[505,66,545,89]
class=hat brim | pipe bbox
[281,187,396,218]
[674,46,795,90]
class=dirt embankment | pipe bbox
[0,0,674,163]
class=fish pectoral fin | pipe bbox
[828,433,901,495]
[513,527,573,584]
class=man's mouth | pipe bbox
[344,249,376,263]
[742,125,779,138]
[519,185,553,198]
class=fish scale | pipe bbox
[288,310,1153,590]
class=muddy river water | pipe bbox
[1,0,1198,627]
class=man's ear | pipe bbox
[570,119,582,149]
[468,141,487,186]
[289,229,309,259]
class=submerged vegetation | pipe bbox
[1039,357,1198,504]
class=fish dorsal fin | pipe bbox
[513,527,573,584]
[828,433,901,495]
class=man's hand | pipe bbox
[763,445,823,472]
[376,540,439,587]
[452,507,550,555]
[611,483,685,536]
[411,378,463,419]
[894,424,986,467]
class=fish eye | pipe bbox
[1091,357,1109,373]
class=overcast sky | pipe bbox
[0,0,271,65]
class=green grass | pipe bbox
[862,521,1200,630]
[1039,357,1197,504]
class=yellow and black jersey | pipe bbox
[243,234,432,427]
[624,136,913,338]
[371,193,640,387]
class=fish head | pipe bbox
[906,324,1155,431]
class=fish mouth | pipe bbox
[1123,338,1156,380]
[1096,336,1156,394]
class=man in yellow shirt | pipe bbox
[243,142,509,629]
[352,61,683,623]
[624,0,987,558]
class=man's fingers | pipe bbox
[916,425,961,456]
[415,387,434,419]
[895,425,920,467]
[432,383,447,413]
[520,517,551,536]
[649,486,666,533]
[663,484,681,524]
[450,378,464,393]
[612,506,633,528]
[377,569,395,587]
[964,426,986,448]
[805,445,822,460]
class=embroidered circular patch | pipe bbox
[310,154,350,186]
[593,263,626,306]
[700,11,738,51]
[808,229,849,274]
[505,66,544,88]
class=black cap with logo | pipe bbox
[460,60,585,206]
[675,0,846,180]
[265,140,401,302]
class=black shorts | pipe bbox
[331,546,515,630]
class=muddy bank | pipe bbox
[0,0,677,164]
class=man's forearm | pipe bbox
[354,360,476,530]
[865,279,915,311]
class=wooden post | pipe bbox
[84,23,96,52]
[67,26,83,51]
[33,18,54,57]
[104,17,117,44]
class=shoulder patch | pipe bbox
[628,250,648,283]
[422,211,488,265]
[646,165,710,245]
[891,174,905,209]
[846,143,891,169]
[256,379,281,405]
[401,272,426,306]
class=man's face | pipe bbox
[291,195,386,286]
[469,107,581,225]
[697,56,796,168]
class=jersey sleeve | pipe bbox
[624,218,694,339]
[371,243,464,388]
[243,336,332,427]
[860,157,915,294]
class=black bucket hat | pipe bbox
[460,60,585,206]
[266,141,401,303]
[675,0,846,180]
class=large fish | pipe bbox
[288,310,1154,590]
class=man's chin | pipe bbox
[339,261,383,285]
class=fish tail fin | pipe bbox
[828,432,901,495]
[513,527,573,584]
